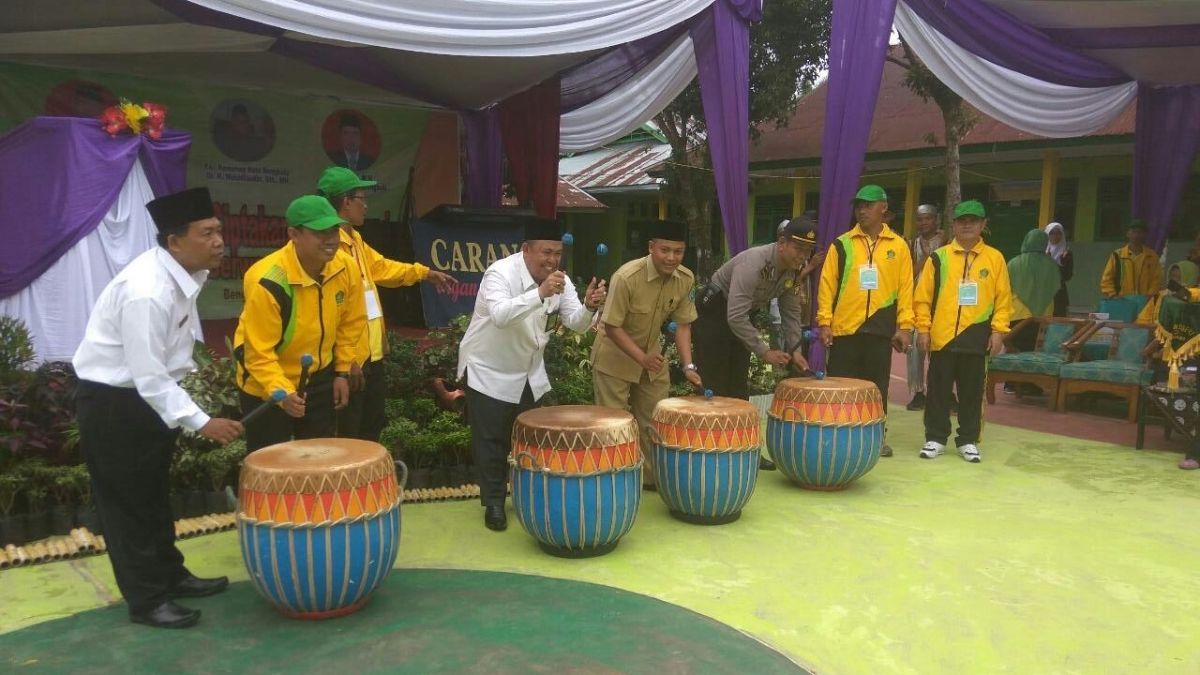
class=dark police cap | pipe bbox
[524,217,564,242]
[781,215,817,245]
[145,187,215,233]
[648,219,688,243]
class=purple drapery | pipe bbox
[902,0,1129,87]
[809,0,897,370]
[559,24,689,113]
[0,117,190,298]
[1133,84,1200,252]
[461,108,503,207]
[691,0,762,256]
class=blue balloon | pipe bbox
[667,321,678,333]
[803,329,814,342]
[561,232,574,245]
[596,243,609,256]
[703,389,714,400]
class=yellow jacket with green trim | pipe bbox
[233,242,367,399]
[1100,244,1161,298]
[914,239,1013,353]
[816,224,914,337]
[339,227,429,364]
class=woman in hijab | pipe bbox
[1044,222,1073,316]
[1008,229,1062,350]
[1137,261,1199,324]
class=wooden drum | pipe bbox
[510,405,642,558]
[765,377,884,491]
[650,396,761,524]
[237,439,404,619]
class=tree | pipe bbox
[654,0,831,275]
[887,39,978,228]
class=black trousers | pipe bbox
[466,382,537,507]
[693,293,753,400]
[76,380,188,614]
[338,359,386,442]
[240,367,337,451]
[924,350,987,446]
[826,333,893,412]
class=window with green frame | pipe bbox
[752,194,792,245]
[1096,175,1132,241]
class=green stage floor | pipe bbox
[3,409,1199,674]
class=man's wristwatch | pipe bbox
[335,371,349,379]
[684,363,697,372]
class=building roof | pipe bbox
[502,177,607,212]
[559,140,672,191]
[749,47,1136,167]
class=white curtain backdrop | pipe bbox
[0,160,157,363]
[560,35,697,152]
[895,2,1137,138]
[185,0,713,56]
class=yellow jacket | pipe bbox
[816,224,914,337]
[338,227,429,364]
[1100,245,1161,298]
[233,242,367,398]
[915,239,1013,352]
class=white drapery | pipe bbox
[0,160,157,363]
[895,3,1138,138]
[560,35,697,152]
[184,0,713,56]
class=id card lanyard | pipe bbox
[858,236,880,290]
[351,242,383,320]
[958,249,978,307]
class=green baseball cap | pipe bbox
[317,166,377,197]
[853,185,888,203]
[285,195,347,231]
[953,200,987,220]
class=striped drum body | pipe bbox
[766,377,884,491]
[237,439,403,619]
[510,406,642,558]
[650,396,761,524]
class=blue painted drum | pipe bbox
[509,406,642,558]
[237,439,405,619]
[649,396,761,524]
[765,377,884,491]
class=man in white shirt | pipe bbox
[457,218,606,531]
[73,187,243,629]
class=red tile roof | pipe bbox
[750,48,1136,165]
[503,178,607,211]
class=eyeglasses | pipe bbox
[348,195,368,204]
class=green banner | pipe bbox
[0,62,430,319]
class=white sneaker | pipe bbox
[919,441,945,459]
[958,443,981,463]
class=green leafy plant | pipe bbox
[381,333,427,398]
[197,439,246,492]
[422,315,471,384]
[0,316,35,385]
[182,341,240,418]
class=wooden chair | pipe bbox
[1055,322,1155,421]
[986,317,1094,409]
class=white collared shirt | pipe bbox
[73,247,210,431]
[457,252,594,403]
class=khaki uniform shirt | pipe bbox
[709,243,806,356]
[592,256,698,384]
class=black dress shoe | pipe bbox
[484,505,507,531]
[169,574,229,598]
[129,601,200,629]
[759,457,777,471]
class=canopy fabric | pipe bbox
[0,117,189,298]
[0,158,158,362]
[894,3,1137,138]
[181,0,713,56]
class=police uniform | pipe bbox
[592,221,697,487]
[816,186,914,422]
[915,201,1012,461]
[693,219,815,399]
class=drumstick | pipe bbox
[560,232,573,274]
[241,389,287,425]
[296,353,314,398]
